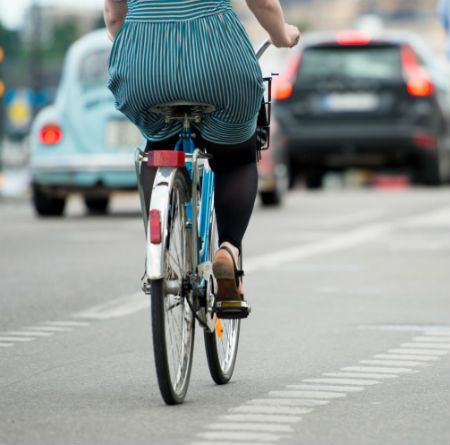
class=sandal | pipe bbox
[212,246,251,319]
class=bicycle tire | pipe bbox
[204,204,241,384]
[151,169,195,404]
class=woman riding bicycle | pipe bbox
[104,0,300,316]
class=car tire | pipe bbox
[305,170,324,189]
[85,197,110,214]
[416,151,444,186]
[260,190,281,206]
[32,184,66,217]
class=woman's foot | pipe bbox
[213,243,244,301]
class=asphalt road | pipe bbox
[1,186,449,445]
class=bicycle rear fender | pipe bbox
[146,167,179,280]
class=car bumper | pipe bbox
[30,153,137,189]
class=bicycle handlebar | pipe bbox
[256,40,271,60]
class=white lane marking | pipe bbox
[323,372,397,379]
[26,326,73,332]
[279,264,363,272]
[249,398,329,407]
[0,343,13,347]
[340,366,416,374]
[269,390,346,399]
[0,336,34,342]
[287,384,364,392]
[75,293,148,320]
[44,321,91,327]
[221,414,301,423]
[4,331,54,337]
[389,348,448,356]
[402,206,450,227]
[303,378,379,386]
[207,422,292,433]
[424,331,450,336]
[374,354,439,361]
[192,442,273,445]
[316,287,379,295]
[359,360,429,367]
[412,337,450,342]
[357,324,450,332]
[230,405,313,415]
[401,343,450,349]
[245,222,390,274]
[196,431,281,442]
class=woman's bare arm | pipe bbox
[104,0,128,41]
[245,0,300,47]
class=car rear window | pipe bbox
[79,49,110,86]
[297,45,403,82]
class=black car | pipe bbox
[273,29,450,188]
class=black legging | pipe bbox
[141,133,258,253]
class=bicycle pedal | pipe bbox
[214,300,251,319]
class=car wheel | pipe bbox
[85,197,110,214]
[416,151,444,186]
[260,190,281,206]
[32,184,66,217]
[305,170,324,189]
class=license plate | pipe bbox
[105,119,142,148]
[320,93,379,112]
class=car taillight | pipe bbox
[401,45,434,97]
[336,30,372,45]
[39,124,63,145]
[273,53,301,100]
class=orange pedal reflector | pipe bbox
[147,150,185,167]
[215,317,224,340]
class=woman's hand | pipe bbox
[270,23,301,48]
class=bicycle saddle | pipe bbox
[149,101,216,124]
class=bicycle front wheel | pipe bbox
[204,206,241,384]
[151,169,195,405]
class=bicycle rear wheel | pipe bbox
[151,169,195,404]
[204,206,241,384]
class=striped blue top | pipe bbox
[108,1,264,144]
[126,0,232,21]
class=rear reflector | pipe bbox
[39,124,63,145]
[413,132,436,150]
[147,150,185,167]
[149,209,162,244]
[336,30,372,45]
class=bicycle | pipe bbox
[134,40,273,405]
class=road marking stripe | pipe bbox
[44,321,91,327]
[269,390,345,399]
[249,398,329,407]
[389,348,448,355]
[423,331,450,336]
[75,293,148,320]
[4,331,54,337]
[287,384,363,392]
[303,378,379,385]
[401,343,450,349]
[196,431,280,442]
[221,414,301,423]
[0,343,13,347]
[230,405,313,415]
[374,354,439,361]
[207,422,293,432]
[192,442,272,445]
[26,326,73,332]
[358,324,450,332]
[412,337,450,342]
[323,372,397,379]
[340,366,415,374]
[359,360,428,367]
[0,336,34,342]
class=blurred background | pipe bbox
[0,0,448,202]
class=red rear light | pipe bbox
[413,132,436,150]
[336,30,372,45]
[401,45,434,96]
[39,124,63,145]
[273,53,301,100]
